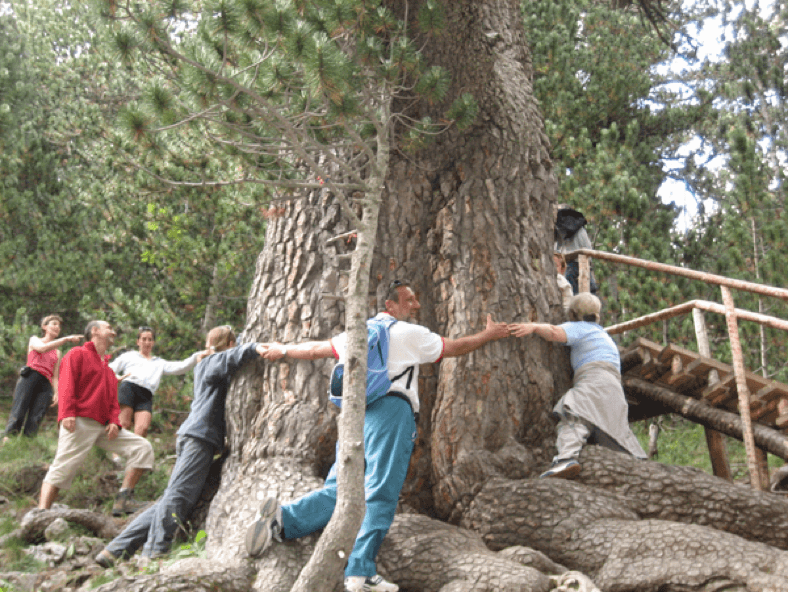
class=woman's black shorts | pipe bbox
[117,381,154,413]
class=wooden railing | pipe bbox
[566,248,788,491]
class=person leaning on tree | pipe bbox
[244,279,509,592]
[509,293,646,479]
[38,320,155,516]
[3,314,82,441]
[95,325,267,568]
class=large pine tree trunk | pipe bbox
[182,2,788,592]
[203,2,565,587]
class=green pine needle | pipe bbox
[415,65,450,103]
[417,0,447,37]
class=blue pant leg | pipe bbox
[280,464,338,539]
[345,396,415,578]
[24,380,53,436]
[141,436,214,557]
[105,504,158,558]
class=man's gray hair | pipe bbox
[568,293,601,324]
[84,320,103,341]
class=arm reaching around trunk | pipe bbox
[508,322,567,343]
[442,314,509,358]
[260,341,334,361]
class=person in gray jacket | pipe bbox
[554,205,598,295]
[95,325,265,566]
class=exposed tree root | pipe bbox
[461,447,788,591]
[0,508,122,547]
[92,559,256,592]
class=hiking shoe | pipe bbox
[112,489,146,516]
[344,575,399,592]
[540,458,581,479]
[95,549,117,568]
[245,497,282,557]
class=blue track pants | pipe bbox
[281,395,415,578]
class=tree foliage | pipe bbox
[667,0,788,378]
[0,0,266,388]
[523,0,701,344]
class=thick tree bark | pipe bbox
[94,559,256,592]
[379,0,566,522]
[462,447,788,591]
[378,513,554,592]
[206,0,565,578]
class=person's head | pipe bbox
[137,326,155,356]
[206,325,236,353]
[553,252,566,275]
[40,314,63,337]
[84,320,116,348]
[553,202,570,222]
[568,293,601,324]
[384,279,420,321]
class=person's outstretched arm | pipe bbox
[29,334,82,354]
[508,322,567,343]
[442,314,509,358]
[261,341,334,361]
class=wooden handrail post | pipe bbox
[578,254,590,294]
[721,287,763,490]
[692,309,732,482]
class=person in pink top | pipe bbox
[38,320,155,515]
[3,314,82,440]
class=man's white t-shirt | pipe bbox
[330,313,444,413]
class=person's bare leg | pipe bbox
[39,482,60,509]
[121,467,147,491]
[118,405,134,431]
[133,411,152,438]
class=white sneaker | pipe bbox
[540,458,581,479]
[344,574,399,592]
[245,497,282,557]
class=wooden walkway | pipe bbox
[620,338,788,437]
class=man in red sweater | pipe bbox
[39,320,155,515]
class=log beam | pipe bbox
[624,377,788,460]
[693,309,732,481]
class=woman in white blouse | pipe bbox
[109,326,206,437]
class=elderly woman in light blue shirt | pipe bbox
[509,293,646,479]
[109,326,206,437]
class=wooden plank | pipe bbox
[685,357,732,380]
[751,399,779,422]
[654,355,705,392]
[637,348,668,381]
[657,343,700,366]
[754,383,788,404]
[744,373,772,395]
[702,373,736,399]
[625,376,788,460]
[703,374,736,406]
